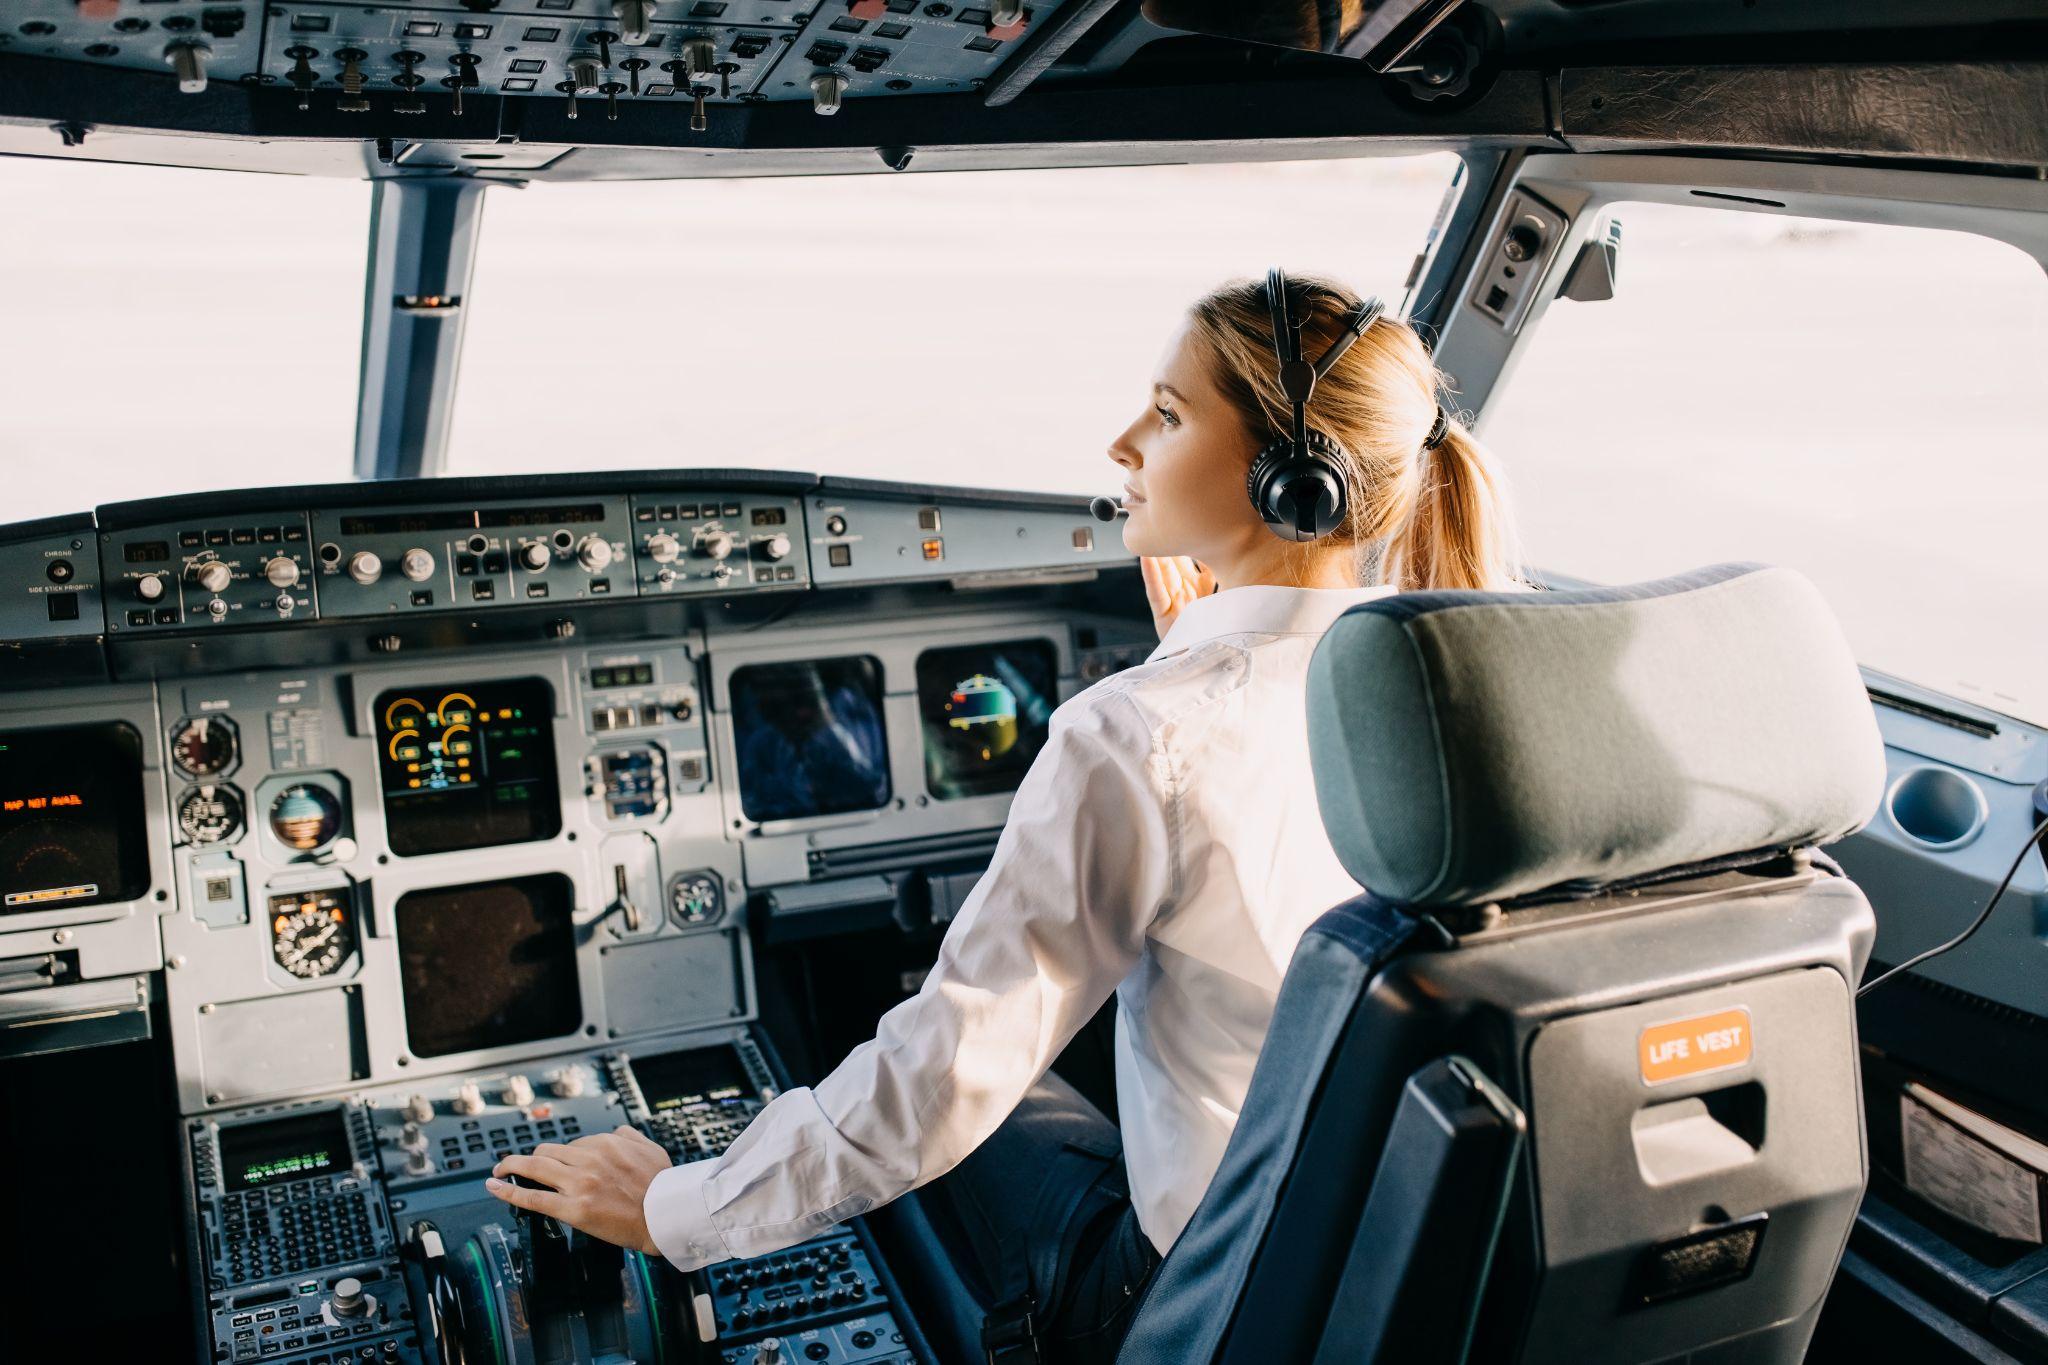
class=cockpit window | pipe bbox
[2,160,370,523]
[444,154,1460,491]
[1482,203,2048,726]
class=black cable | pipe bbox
[1857,812,2048,999]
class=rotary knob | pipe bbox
[646,531,681,564]
[810,71,845,116]
[192,560,232,594]
[454,1080,486,1116]
[137,573,166,602]
[504,1074,535,1107]
[347,551,383,586]
[755,1338,784,1365]
[400,1121,428,1154]
[404,1146,434,1176]
[760,533,792,561]
[329,1277,371,1320]
[696,529,734,560]
[547,1066,588,1099]
[521,541,551,572]
[577,535,615,572]
[264,557,300,589]
[404,1093,434,1124]
[400,547,435,582]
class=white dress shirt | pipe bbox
[644,583,1396,1271]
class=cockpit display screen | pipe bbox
[729,657,891,823]
[374,679,560,857]
[218,1108,351,1191]
[915,641,1059,801]
[1,722,149,913]
[396,874,581,1059]
[631,1046,754,1113]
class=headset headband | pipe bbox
[1263,268,1385,454]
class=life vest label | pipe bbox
[1639,1007,1752,1085]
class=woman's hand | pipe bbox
[1140,556,1216,640]
[486,1125,673,1256]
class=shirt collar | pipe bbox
[1146,583,1399,663]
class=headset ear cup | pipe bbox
[1248,430,1350,542]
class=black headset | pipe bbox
[1245,267,1385,543]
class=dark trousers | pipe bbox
[924,1072,1163,1365]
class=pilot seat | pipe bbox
[893,561,1890,1364]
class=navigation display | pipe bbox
[631,1046,754,1113]
[1,723,150,912]
[916,640,1059,800]
[374,679,560,857]
[218,1108,351,1191]
[396,874,581,1059]
[730,657,891,822]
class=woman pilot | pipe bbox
[485,270,1523,1362]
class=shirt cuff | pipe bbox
[644,1159,733,1272]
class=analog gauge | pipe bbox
[177,784,245,845]
[269,891,355,980]
[170,715,239,779]
[668,871,724,927]
[268,782,343,853]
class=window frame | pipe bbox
[1432,153,2048,423]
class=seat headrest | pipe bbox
[1306,563,1886,908]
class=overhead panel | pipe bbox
[6,0,1059,120]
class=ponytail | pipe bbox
[1384,416,1520,592]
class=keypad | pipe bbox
[216,1176,377,1286]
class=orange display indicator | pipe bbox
[2,792,84,812]
[1639,1007,1752,1086]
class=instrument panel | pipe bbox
[0,474,1151,1365]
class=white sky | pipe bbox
[2,153,2043,724]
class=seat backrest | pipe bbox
[1116,563,1887,1365]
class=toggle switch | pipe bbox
[165,41,212,94]
[286,45,319,109]
[600,80,627,120]
[620,55,650,96]
[335,48,370,112]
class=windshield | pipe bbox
[444,155,1461,493]
[2,160,371,525]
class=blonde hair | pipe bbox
[1185,274,1521,592]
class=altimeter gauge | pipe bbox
[269,891,355,980]
[169,715,239,779]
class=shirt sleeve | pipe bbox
[643,686,1174,1271]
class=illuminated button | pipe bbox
[471,581,495,601]
[827,545,851,568]
[47,593,79,622]
[921,538,943,561]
